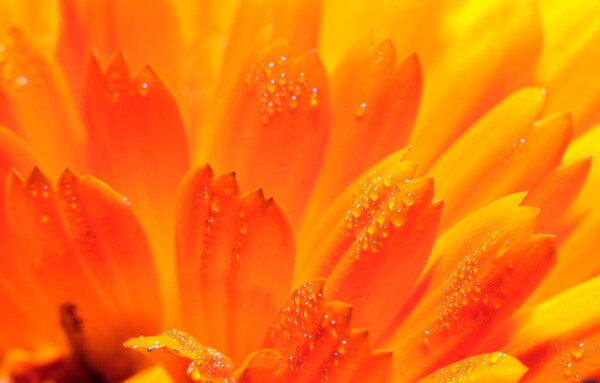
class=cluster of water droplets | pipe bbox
[552,340,591,382]
[245,55,317,124]
[425,230,506,348]
[343,169,413,259]
[425,353,507,382]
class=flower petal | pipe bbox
[85,53,190,318]
[58,0,184,103]
[501,276,600,382]
[125,329,235,383]
[175,165,295,363]
[407,0,542,170]
[4,168,160,381]
[0,28,86,178]
[207,41,329,223]
[304,38,422,227]
[323,178,441,340]
[416,353,527,383]
[428,92,570,229]
[385,199,555,381]
[523,155,591,234]
[263,279,326,359]
[536,1,600,134]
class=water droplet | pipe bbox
[138,82,149,96]
[571,342,585,360]
[403,193,414,206]
[16,76,27,86]
[239,222,247,234]
[40,215,48,224]
[355,102,367,118]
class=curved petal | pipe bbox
[175,165,295,363]
[303,38,422,228]
[85,53,190,318]
[384,193,555,381]
[416,353,527,383]
[502,276,600,382]
[429,90,570,230]
[57,0,184,104]
[4,168,160,382]
[207,41,330,223]
[0,28,86,178]
[407,0,543,170]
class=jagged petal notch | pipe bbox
[175,165,295,363]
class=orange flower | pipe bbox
[1,0,600,382]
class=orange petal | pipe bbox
[523,155,591,234]
[0,28,86,178]
[57,0,184,104]
[348,350,393,383]
[536,1,600,134]
[4,168,160,381]
[323,177,441,340]
[416,353,527,383]
[318,0,444,70]
[207,41,329,223]
[85,53,190,319]
[502,276,600,382]
[304,38,422,227]
[386,214,555,381]
[296,149,416,281]
[526,205,600,306]
[286,302,353,383]
[125,329,234,383]
[562,124,600,222]
[407,0,542,170]
[428,95,570,229]
[263,279,327,359]
[175,165,295,363]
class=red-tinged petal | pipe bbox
[525,205,600,306]
[125,329,234,383]
[520,327,600,382]
[407,0,542,170]
[304,38,422,227]
[296,149,416,284]
[175,166,295,363]
[0,28,86,178]
[85,53,189,318]
[524,156,591,234]
[429,104,571,230]
[57,0,184,105]
[263,280,326,359]
[207,41,329,223]
[501,276,600,382]
[323,177,441,340]
[318,329,371,383]
[385,228,555,380]
[286,302,353,383]
[235,349,287,383]
[416,353,527,383]
[349,350,393,383]
[536,1,600,134]
[5,168,159,381]
[0,126,35,249]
